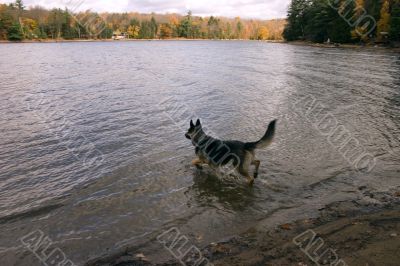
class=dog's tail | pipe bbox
[244,119,277,151]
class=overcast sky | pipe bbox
[1,0,290,19]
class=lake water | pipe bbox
[0,41,399,265]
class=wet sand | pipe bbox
[86,189,400,266]
[204,202,400,266]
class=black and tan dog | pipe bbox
[185,119,276,185]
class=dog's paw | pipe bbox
[247,177,255,186]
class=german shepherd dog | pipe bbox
[185,119,277,185]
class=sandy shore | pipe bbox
[86,188,400,266]
[204,202,400,266]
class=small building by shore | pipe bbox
[112,32,128,40]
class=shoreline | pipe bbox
[287,40,400,52]
[0,38,285,43]
[2,39,399,52]
[86,188,400,266]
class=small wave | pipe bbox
[0,203,63,224]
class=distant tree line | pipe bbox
[283,0,400,44]
[0,1,286,41]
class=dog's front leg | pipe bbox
[239,165,254,186]
[191,158,203,169]
[252,160,261,179]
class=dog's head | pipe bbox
[185,119,202,140]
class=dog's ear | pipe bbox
[196,119,201,127]
[190,120,194,127]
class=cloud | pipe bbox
[126,0,291,19]
[2,0,290,19]
[2,0,129,13]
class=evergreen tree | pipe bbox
[284,0,358,43]
[225,22,233,39]
[150,16,157,38]
[207,16,220,39]
[283,0,312,41]
[303,0,330,42]
[139,20,152,39]
[178,11,193,38]
[15,0,24,11]
[7,22,22,40]
[364,0,382,23]
[328,0,353,43]
[47,9,66,39]
[390,0,400,41]
[61,10,74,39]
[99,27,113,39]
[0,5,14,39]
[236,19,243,39]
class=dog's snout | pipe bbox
[185,133,191,140]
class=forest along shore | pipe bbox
[0,2,285,42]
[85,188,400,266]
[0,39,285,43]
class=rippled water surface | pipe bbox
[0,41,399,265]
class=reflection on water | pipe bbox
[0,41,399,265]
[189,170,259,212]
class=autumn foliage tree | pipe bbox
[377,0,391,42]
[257,26,269,40]
[0,0,286,41]
[0,4,14,39]
[159,23,172,39]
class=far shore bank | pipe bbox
[288,40,400,51]
[2,38,399,52]
[0,38,285,43]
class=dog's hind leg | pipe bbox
[239,158,254,186]
[252,160,261,179]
